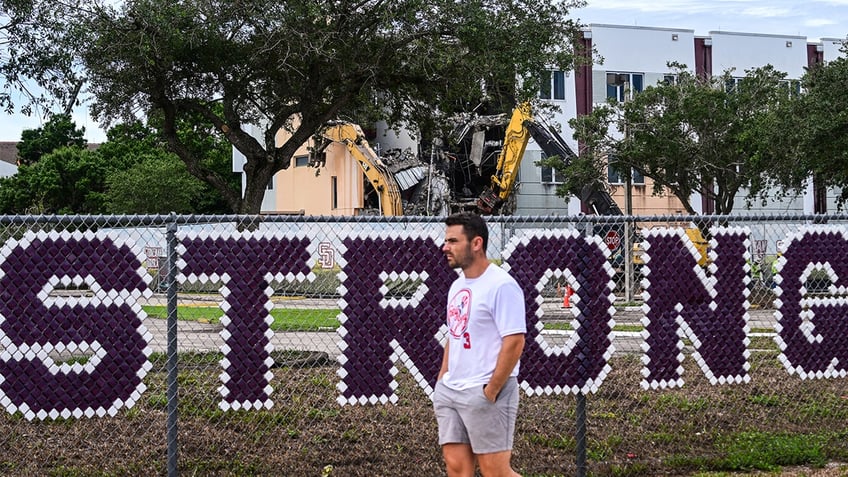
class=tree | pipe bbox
[100,120,239,214]
[770,44,848,209]
[0,146,109,214]
[0,0,85,115]
[16,113,87,166]
[0,118,238,214]
[57,0,587,213]
[558,64,795,215]
[105,153,204,214]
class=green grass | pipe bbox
[142,305,339,331]
[541,322,644,333]
[716,431,828,471]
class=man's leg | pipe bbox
[442,443,475,477]
[476,450,521,477]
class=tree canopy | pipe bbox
[0,117,238,215]
[47,0,589,213]
[561,64,795,215]
[769,46,848,209]
[0,0,84,114]
[16,114,87,166]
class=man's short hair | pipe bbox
[445,212,489,250]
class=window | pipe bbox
[779,79,802,96]
[538,70,566,100]
[539,71,551,99]
[606,72,643,102]
[540,153,563,184]
[607,156,644,185]
[662,74,676,86]
[295,155,309,167]
[331,176,338,209]
[725,76,743,93]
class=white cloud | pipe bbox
[804,18,838,27]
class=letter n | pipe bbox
[641,227,751,389]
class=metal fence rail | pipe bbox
[0,213,846,476]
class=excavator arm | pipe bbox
[477,102,622,216]
[312,123,404,216]
[477,103,533,214]
[524,116,623,216]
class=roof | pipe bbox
[0,142,18,166]
[0,141,100,166]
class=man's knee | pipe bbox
[476,450,520,477]
[442,443,475,477]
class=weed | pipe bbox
[748,393,783,407]
[527,433,575,450]
[715,431,827,471]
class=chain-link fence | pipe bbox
[0,213,847,476]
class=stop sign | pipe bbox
[604,230,621,251]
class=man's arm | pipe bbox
[483,333,525,402]
[438,340,450,381]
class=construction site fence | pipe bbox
[1,213,847,476]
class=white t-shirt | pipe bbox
[442,263,526,390]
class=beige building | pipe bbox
[235,124,371,216]
[272,141,365,217]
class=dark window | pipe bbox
[553,70,566,100]
[331,176,338,209]
[725,77,742,93]
[538,70,566,100]
[608,164,622,184]
[541,166,556,183]
[539,71,552,99]
[295,155,309,167]
[606,72,644,102]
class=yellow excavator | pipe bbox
[476,102,623,216]
[310,122,404,216]
[475,103,533,214]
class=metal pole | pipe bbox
[574,222,592,477]
[575,393,587,477]
[624,174,633,302]
[165,213,179,477]
[623,80,634,303]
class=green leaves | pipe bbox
[569,64,796,215]
[64,0,588,213]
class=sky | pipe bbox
[574,0,848,41]
[0,0,846,143]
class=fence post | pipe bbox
[575,393,587,477]
[165,213,180,477]
[574,220,593,477]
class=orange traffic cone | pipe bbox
[562,284,573,308]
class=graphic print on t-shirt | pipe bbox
[447,288,471,338]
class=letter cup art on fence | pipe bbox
[773,226,848,380]
[0,225,846,420]
[0,231,153,421]
[639,227,752,389]
[176,230,316,411]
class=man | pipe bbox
[434,212,526,477]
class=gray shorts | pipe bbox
[433,377,519,454]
